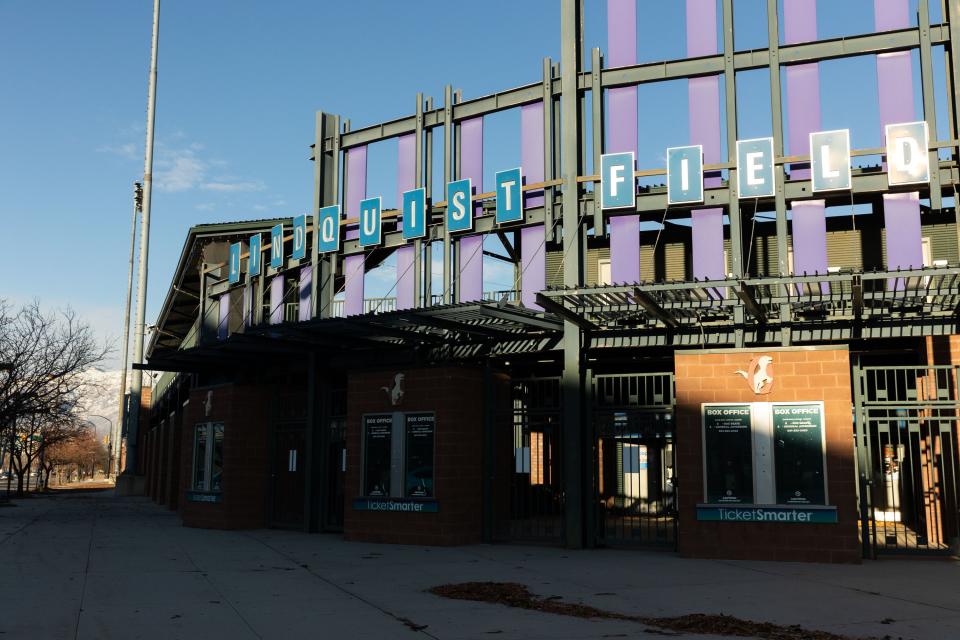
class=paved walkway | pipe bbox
[0,491,957,640]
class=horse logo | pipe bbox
[381,373,405,406]
[734,355,774,395]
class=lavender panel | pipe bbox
[785,63,821,176]
[299,265,312,322]
[395,133,416,310]
[877,52,914,138]
[784,0,819,178]
[270,275,283,325]
[344,254,365,316]
[521,102,545,208]
[691,209,725,284]
[874,0,909,33]
[458,235,484,302]
[458,116,484,301]
[610,216,640,283]
[689,75,721,164]
[885,193,924,271]
[218,292,230,340]
[396,246,415,310]
[791,201,828,275]
[521,101,546,309]
[344,146,367,314]
[875,0,920,279]
[607,0,640,284]
[686,0,717,56]
[521,225,546,309]
[688,1,724,289]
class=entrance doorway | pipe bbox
[271,423,306,529]
[854,365,960,555]
[501,377,564,544]
[593,373,676,548]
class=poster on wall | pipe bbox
[363,414,393,496]
[772,403,826,505]
[702,404,754,504]
[405,412,435,497]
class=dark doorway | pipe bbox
[271,423,306,529]
[324,416,346,531]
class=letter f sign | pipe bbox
[601,152,635,210]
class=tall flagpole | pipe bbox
[113,182,141,479]
[123,0,160,479]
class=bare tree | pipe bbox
[0,300,109,495]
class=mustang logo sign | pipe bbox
[381,373,405,406]
[735,356,774,395]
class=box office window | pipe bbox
[363,412,435,499]
[193,422,224,492]
[702,403,827,506]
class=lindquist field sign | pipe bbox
[230,120,930,271]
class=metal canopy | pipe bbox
[540,266,960,333]
[146,300,563,372]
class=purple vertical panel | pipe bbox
[875,0,921,278]
[458,117,484,302]
[396,248,415,310]
[691,210,726,282]
[885,193,924,269]
[298,265,312,322]
[687,0,725,283]
[520,225,546,309]
[217,292,230,340]
[396,134,416,310]
[520,102,546,308]
[785,64,822,170]
[874,0,909,32]
[344,146,367,315]
[792,201,828,275]
[521,103,545,208]
[607,0,640,284]
[783,0,828,285]
[270,275,283,325]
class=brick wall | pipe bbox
[674,346,860,563]
[344,366,487,545]
[178,383,271,529]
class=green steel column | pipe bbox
[313,112,338,319]
[919,0,943,212]
[722,0,745,347]
[414,93,424,307]
[766,0,791,345]
[443,85,453,304]
[424,97,434,305]
[560,0,585,548]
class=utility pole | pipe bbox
[115,184,141,479]
[121,0,160,486]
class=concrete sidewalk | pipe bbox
[0,492,957,640]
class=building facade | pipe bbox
[136,0,960,563]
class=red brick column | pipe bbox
[674,346,860,563]
[178,383,271,529]
[344,366,486,545]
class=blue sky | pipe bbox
[0,0,943,366]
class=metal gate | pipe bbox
[592,373,676,548]
[854,365,960,555]
[502,377,564,544]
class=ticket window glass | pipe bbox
[192,422,224,492]
[702,403,827,507]
[363,413,435,499]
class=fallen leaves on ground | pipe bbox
[428,582,883,640]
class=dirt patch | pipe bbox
[428,582,882,640]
